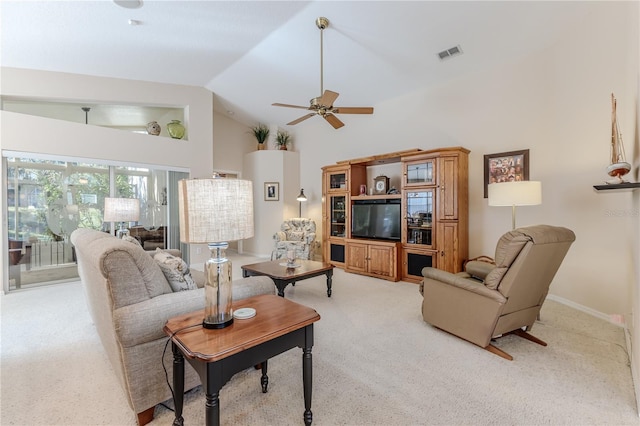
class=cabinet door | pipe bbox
[368,244,395,278]
[403,189,435,249]
[328,195,347,237]
[437,222,460,273]
[403,157,436,188]
[401,246,437,283]
[325,166,349,193]
[438,155,459,220]
[345,242,368,273]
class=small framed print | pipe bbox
[374,175,389,195]
[483,149,529,198]
[264,182,279,201]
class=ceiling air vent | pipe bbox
[437,45,463,61]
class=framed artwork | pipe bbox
[264,182,279,201]
[484,149,529,198]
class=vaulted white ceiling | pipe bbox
[1,1,597,127]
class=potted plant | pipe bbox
[250,123,270,150]
[275,130,291,150]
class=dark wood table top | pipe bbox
[241,259,334,280]
[163,294,320,362]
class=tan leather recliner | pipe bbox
[419,224,575,360]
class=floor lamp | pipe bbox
[488,181,542,230]
[104,197,140,238]
[297,188,308,218]
[178,177,254,329]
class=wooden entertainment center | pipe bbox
[321,147,469,283]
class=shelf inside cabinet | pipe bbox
[351,194,402,201]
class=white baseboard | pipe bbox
[546,293,624,327]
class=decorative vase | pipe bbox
[279,145,287,151]
[257,143,265,150]
[166,120,186,139]
[146,121,161,136]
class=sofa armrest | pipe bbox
[422,267,506,303]
[273,231,286,243]
[114,276,276,348]
[114,288,206,348]
[304,232,316,245]
[464,260,495,281]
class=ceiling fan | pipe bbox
[272,17,374,129]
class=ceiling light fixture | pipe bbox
[113,0,142,9]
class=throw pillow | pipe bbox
[154,249,197,292]
[122,235,142,247]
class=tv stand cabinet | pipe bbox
[345,239,400,281]
[321,147,468,284]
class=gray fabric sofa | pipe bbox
[70,228,275,425]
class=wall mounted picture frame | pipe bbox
[484,149,529,198]
[264,182,279,201]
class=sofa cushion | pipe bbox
[287,231,305,241]
[154,249,197,292]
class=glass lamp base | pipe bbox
[203,317,233,329]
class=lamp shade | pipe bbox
[103,197,140,222]
[296,189,308,202]
[488,181,542,206]
[178,178,254,243]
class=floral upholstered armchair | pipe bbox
[272,218,317,261]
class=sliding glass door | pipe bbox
[4,154,187,292]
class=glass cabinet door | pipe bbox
[327,171,347,191]
[405,190,434,247]
[329,195,347,237]
[404,158,436,187]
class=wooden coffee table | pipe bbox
[164,294,320,426]
[241,259,335,297]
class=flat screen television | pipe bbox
[351,199,401,241]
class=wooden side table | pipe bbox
[164,294,321,426]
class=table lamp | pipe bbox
[488,181,542,230]
[178,177,254,329]
[296,188,308,217]
[104,197,140,238]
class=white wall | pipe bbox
[212,110,256,174]
[0,67,214,175]
[294,1,638,319]
[242,150,300,257]
[0,67,215,283]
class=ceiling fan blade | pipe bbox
[272,103,311,110]
[324,113,344,129]
[319,90,339,107]
[287,113,316,126]
[332,107,374,114]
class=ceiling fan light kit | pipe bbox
[272,17,374,129]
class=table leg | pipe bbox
[171,343,185,426]
[261,359,269,393]
[326,269,333,297]
[303,346,313,426]
[205,391,220,426]
[274,279,287,297]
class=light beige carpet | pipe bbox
[1,256,637,425]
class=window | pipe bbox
[4,153,187,292]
